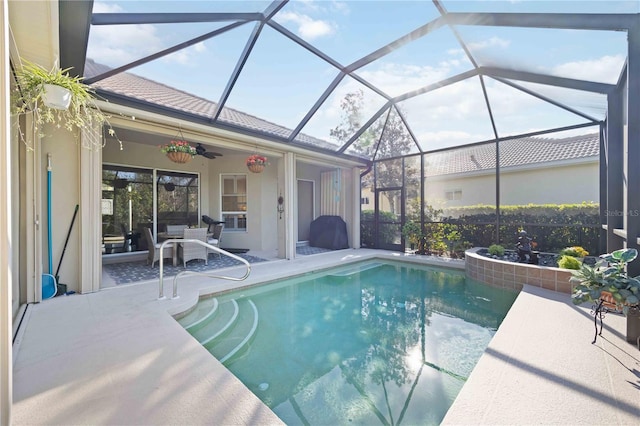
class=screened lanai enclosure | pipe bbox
[59,1,640,271]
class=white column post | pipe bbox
[284,152,296,259]
[352,166,361,248]
[79,126,102,293]
[1,0,13,421]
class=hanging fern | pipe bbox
[11,59,121,151]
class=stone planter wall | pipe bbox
[465,247,574,294]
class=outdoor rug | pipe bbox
[103,253,268,285]
[296,245,333,256]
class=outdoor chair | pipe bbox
[207,224,224,258]
[179,227,208,267]
[121,223,141,252]
[144,227,173,267]
[166,224,188,235]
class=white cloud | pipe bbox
[88,9,207,68]
[277,11,335,40]
[468,37,511,52]
[330,1,350,15]
[359,63,454,97]
[551,54,625,84]
[88,2,208,67]
[88,24,162,64]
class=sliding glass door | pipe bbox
[102,165,199,255]
[157,171,199,232]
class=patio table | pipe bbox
[157,231,213,267]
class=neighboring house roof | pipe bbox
[425,133,599,177]
[85,59,338,151]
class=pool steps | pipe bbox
[200,300,239,346]
[180,297,259,364]
[177,297,218,328]
[183,298,218,331]
[219,300,258,363]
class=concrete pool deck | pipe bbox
[11,249,640,425]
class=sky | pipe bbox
[85,0,638,151]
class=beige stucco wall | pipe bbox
[425,161,598,208]
[360,160,598,216]
[209,152,279,253]
[40,125,82,293]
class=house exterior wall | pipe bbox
[103,140,281,253]
[424,161,598,209]
[211,153,279,253]
[362,160,599,215]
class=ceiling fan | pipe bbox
[195,143,223,159]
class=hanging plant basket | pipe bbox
[160,129,197,163]
[246,154,268,173]
[248,163,265,173]
[42,84,72,110]
[167,151,193,164]
[11,59,122,151]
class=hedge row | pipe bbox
[361,203,602,255]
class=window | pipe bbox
[221,174,247,231]
[445,189,462,201]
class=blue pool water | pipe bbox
[177,260,518,425]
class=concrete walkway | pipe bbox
[12,250,639,425]
[443,285,640,425]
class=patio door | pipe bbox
[375,187,403,251]
[101,165,199,255]
[297,179,314,242]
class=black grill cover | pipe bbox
[309,215,349,250]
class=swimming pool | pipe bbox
[177,260,518,425]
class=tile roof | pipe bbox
[425,133,599,177]
[85,59,338,151]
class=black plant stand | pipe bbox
[590,299,606,344]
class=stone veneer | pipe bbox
[465,247,574,294]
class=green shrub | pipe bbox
[559,246,589,257]
[488,244,505,256]
[557,255,581,270]
[440,203,600,254]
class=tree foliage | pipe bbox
[332,90,419,231]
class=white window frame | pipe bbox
[445,189,462,201]
[220,174,247,232]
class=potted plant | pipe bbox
[246,154,268,173]
[11,59,119,150]
[160,140,197,164]
[570,248,640,343]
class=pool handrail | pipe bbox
[157,239,251,300]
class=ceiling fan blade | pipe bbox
[203,152,218,159]
[195,143,206,156]
[208,152,223,157]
